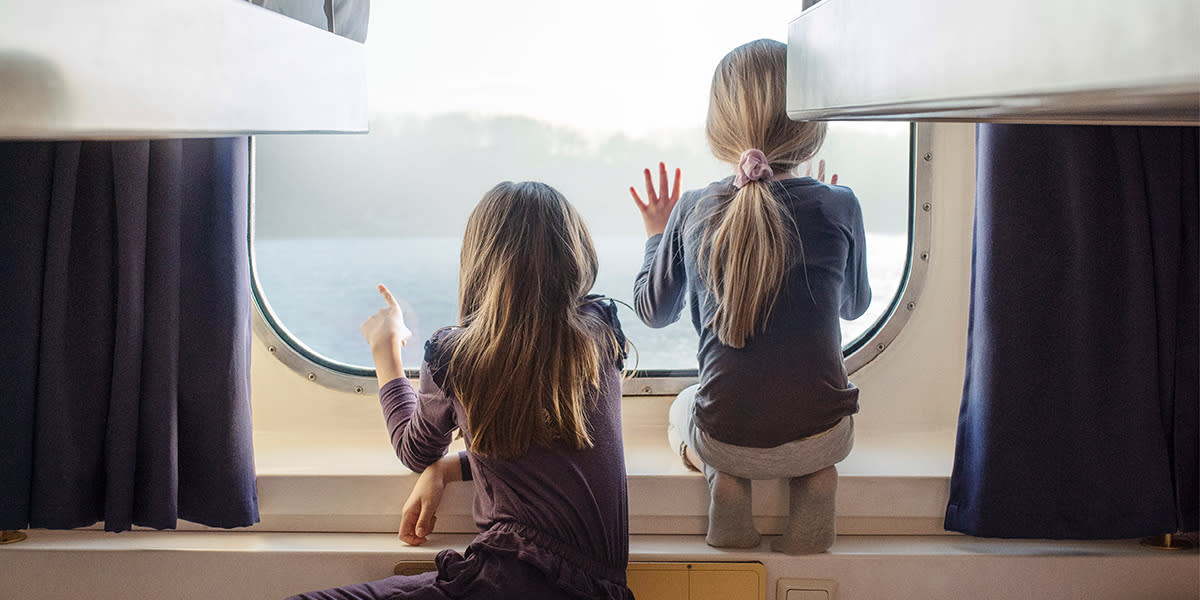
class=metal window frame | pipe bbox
[249,123,931,396]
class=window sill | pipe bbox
[5,530,1194,600]
[247,395,957,536]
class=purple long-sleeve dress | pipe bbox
[286,298,633,600]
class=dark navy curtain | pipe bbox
[0,138,258,532]
[946,124,1198,539]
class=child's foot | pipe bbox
[770,531,831,554]
[704,469,761,549]
[771,466,837,555]
[708,527,762,549]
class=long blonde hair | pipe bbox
[450,181,617,459]
[700,39,826,348]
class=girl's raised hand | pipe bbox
[361,283,412,385]
[361,284,413,349]
[806,158,839,185]
[630,162,681,237]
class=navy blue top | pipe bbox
[634,176,871,447]
[377,298,632,598]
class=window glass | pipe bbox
[253,1,910,372]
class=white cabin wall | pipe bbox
[849,122,976,436]
[251,345,379,440]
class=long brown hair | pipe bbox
[699,38,827,348]
[450,181,617,459]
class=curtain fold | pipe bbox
[0,138,257,532]
[946,124,1198,539]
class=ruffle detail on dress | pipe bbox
[435,521,633,600]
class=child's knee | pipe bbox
[795,465,837,496]
[787,466,838,515]
[704,469,760,548]
[708,470,751,505]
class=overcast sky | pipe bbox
[364,1,810,138]
[256,2,911,239]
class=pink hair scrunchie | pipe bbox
[733,148,773,188]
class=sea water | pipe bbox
[254,233,907,371]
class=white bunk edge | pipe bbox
[0,0,367,140]
[786,0,1200,124]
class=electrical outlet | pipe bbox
[777,577,838,600]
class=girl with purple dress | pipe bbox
[288,181,633,599]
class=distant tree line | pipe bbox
[254,114,909,239]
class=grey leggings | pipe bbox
[667,384,854,479]
[667,384,854,552]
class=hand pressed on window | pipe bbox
[805,158,839,185]
[630,161,682,237]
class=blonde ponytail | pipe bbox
[702,180,793,347]
[700,39,826,348]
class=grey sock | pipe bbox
[703,464,761,549]
[772,465,838,554]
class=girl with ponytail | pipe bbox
[631,39,872,554]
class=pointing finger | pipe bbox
[830,173,838,185]
[377,284,399,308]
[672,168,682,201]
